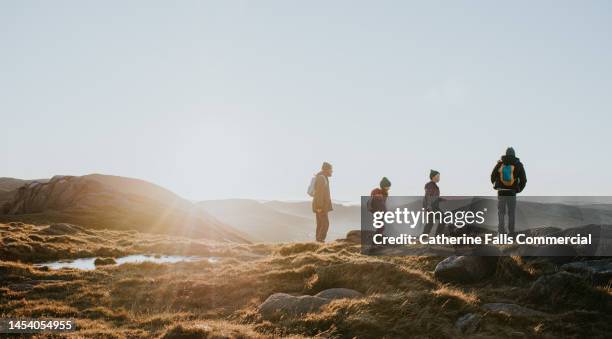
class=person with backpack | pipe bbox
[368,177,391,234]
[491,147,527,235]
[308,162,333,242]
[422,170,444,235]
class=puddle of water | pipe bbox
[35,255,216,270]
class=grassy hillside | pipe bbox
[0,175,250,243]
[1,222,610,338]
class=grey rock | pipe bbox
[94,257,117,266]
[482,303,548,318]
[345,230,362,244]
[561,259,612,286]
[314,288,362,300]
[259,288,363,320]
[40,223,79,235]
[259,293,330,319]
[455,313,482,333]
[434,255,498,283]
[527,271,588,305]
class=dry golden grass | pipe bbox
[1,222,611,338]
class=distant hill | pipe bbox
[0,177,28,192]
[0,174,249,243]
[0,177,48,205]
[83,174,182,205]
[199,199,361,242]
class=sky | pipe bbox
[1,1,611,201]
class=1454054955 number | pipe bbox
[0,318,76,333]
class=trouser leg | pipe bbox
[498,197,507,234]
[507,196,516,235]
[435,222,446,236]
[423,222,433,235]
[315,212,329,242]
[423,208,439,235]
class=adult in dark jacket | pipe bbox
[369,177,391,234]
[491,147,527,235]
[423,170,443,235]
[312,162,333,242]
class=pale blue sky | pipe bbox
[1,1,611,201]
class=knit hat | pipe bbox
[506,147,515,157]
[321,162,332,170]
[380,177,391,189]
[429,169,440,179]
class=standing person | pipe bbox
[368,177,391,235]
[312,162,333,242]
[491,147,527,235]
[422,170,443,235]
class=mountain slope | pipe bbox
[0,177,48,205]
[83,174,182,205]
[0,175,249,242]
[199,199,360,242]
[199,199,314,242]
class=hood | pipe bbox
[501,155,520,165]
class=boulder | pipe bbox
[28,234,45,242]
[455,313,481,333]
[259,288,363,320]
[345,230,375,244]
[527,271,588,306]
[345,230,362,244]
[482,303,548,318]
[39,223,79,235]
[314,288,362,300]
[94,257,117,266]
[434,255,498,283]
[258,293,330,319]
[561,259,612,286]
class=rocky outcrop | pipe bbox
[1,175,250,242]
[3,176,121,214]
[434,255,498,283]
[258,293,330,319]
[527,271,596,307]
[258,288,363,320]
[39,223,82,235]
[94,257,117,266]
[455,313,482,333]
[561,259,612,286]
[345,230,362,244]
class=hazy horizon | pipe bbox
[2,1,612,201]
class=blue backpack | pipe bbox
[498,164,515,186]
